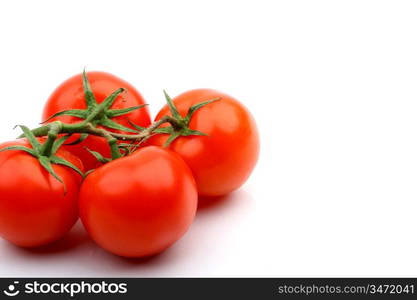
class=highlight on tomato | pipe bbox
[148,89,260,197]
[42,71,151,171]
[79,146,197,258]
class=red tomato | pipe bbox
[42,71,151,170]
[79,146,197,258]
[0,139,83,247]
[148,89,259,197]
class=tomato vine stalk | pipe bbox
[6,70,220,183]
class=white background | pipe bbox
[0,0,416,277]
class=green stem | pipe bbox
[40,122,62,156]
[23,115,182,163]
[108,137,122,160]
[132,115,180,140]
[31,115,180,142]
[83,123,121,159]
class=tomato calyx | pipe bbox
[12,72,220,168]
[42,70,148,136]
[149,90,221,147]
[0,124,83,192]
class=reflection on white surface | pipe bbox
[0,189,257,277]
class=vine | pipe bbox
[2,70,220,183]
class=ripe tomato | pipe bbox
[0,139,84,247]
[79,146,197,258]
[148,89,259,197]
[42,71,151,170]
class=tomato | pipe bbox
[79,146,197,258]
[42,71,151,170]
[0,139,83,247]
[148,89,259,197]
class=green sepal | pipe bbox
[181,128,208,136]
[153,127,174,134]
[99,88,125,111]
[42,109,88,123]
[163,90,181,119]
[17,125,41,152]
[6,127,85,191]
[118,145,130,155]
[162,128,207,147]
[127,119,145,131]
[117,142,135,148]
[85,148,111,164]
[118,140,144,156]
[38,156,67,193]
[107,104,148,118]
[0,146,36,156]
[64,133,89,146]
[84,169,95,177]
[18,125,50,139]
[100,117,138,133]
[157,91,221,147]
[82,69,97,108]
[50,155,84,178]
[184,98,221,124]
[51,135,71,154]
[163,131,181,147]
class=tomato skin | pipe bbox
[148,89,259,197]
[42,71,151,170]
[60,134,111,171]
[0,139,83,247]
[79,146,197,258]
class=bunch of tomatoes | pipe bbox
[0,71,259,258]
